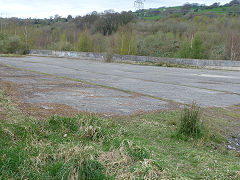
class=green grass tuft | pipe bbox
[177,103,202,139]
[123,140,150,161]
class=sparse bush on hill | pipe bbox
[228,5,240,15]
[91,33,106,53]
[226,31,240,60]
[77,30,92,52]
[0,34,25,54]
[50,41,73,51]
[191,36,207,59]
[0,40,7,54]
[6,36,24,54]
[137,31,179,57]
[210,44,226,60]
[178,36,207,59]
[0,33,8,53]
[178,41,192,58]
[116,25,137,55]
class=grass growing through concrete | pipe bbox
[0,89,240,179]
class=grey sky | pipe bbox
[0,0,230,18]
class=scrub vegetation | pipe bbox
[1,1,240,60]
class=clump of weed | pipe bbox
[79,159,107,179]
[66,159,108,180]
[176,103,202,139]
[104,51,113,63]
[47,115,110,142]
[122,140,150,161]
[129,159,165,179]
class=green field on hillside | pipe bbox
[136,5,235,20]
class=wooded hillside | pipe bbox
[1,0,240,60]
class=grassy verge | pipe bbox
[0,89,239,179]
[115,60,199,69]
[0,54,25,57]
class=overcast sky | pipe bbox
[0,0,230,19]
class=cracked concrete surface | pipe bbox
[0,64,176,116]
[0,56,240,115]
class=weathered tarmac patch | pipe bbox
[1,56,240,107]
[0,65,177,117]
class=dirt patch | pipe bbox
[0,66,84,119]
[98,149,133,178]
[0,80,20,97]
[0,113,7,120]
[19,102,81,119]
[112,94,142,99]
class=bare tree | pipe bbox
[227,31,240,60]
[181,3,192,15]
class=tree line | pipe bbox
[0,0,240,60]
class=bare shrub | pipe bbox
[226,31,240,60]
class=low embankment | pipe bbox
[30,49,240,70]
